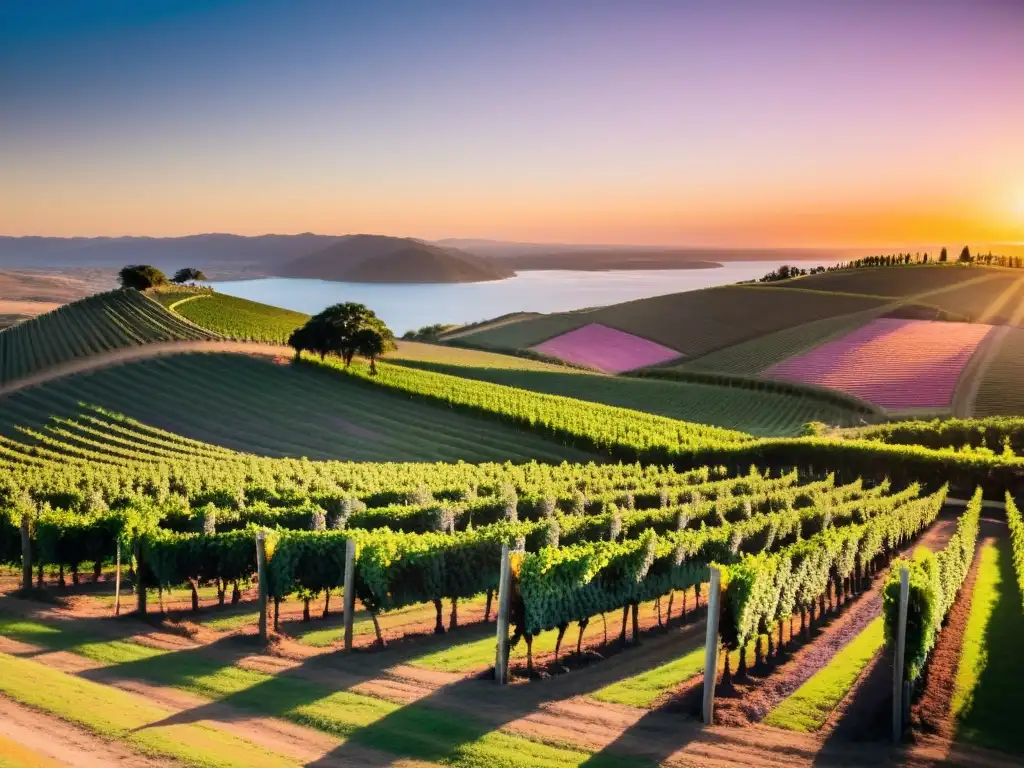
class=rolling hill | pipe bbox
[0,289,219,385]
[151,288,310,343]
[276,234,514,283]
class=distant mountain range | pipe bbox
[278,235,514,283]
[0,233,857,283]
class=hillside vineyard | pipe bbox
[2,262,1024,767]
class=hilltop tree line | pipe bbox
[757,246,1023,283]
[118,265,207,290]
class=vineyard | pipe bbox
[3,393,1016,767]
[0,353,596,463]
[0,289,218,385]
[152,288,311,343]
[0,281,1022,767]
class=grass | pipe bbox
[0,615,641,767]
[0,289,218,386]
[0,652,298,768]
[763,617,884,732]
[953,538,1024,755]
[289,598,489,648]
[388,340,580,372]
[410,602,628,673]
[591,642,704,708]
[0,735,60,768]
[0,353,597,463]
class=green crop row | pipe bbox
[845,416,1024,456]
[168,292,310,344]
[512,481,926,638]
[722,487,946,655]
[882,488,982,683]
[0,464,806,574]
[0,290,218,385]
[308,355,753,462]
[1006,493,1024,611]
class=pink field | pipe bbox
[531,323,682,373]
[764,318,993,410]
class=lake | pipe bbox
[209,260,835,334]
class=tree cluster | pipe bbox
[753,246,1022,284]
[402,323,459,342]
[288,302,395,374]
[757,265,827,283]
[118,265,207,290]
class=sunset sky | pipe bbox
[2,0,1022,247]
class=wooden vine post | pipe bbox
[494,543,512,685]
[701,565,723,725]
[135,541,147,616]
[114,541,122,616]
[20,512,32,592]
[256,531,268,642]
[892,566,910,744]
[343,537,357,650]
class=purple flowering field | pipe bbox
[763,318,993,410]
[531,323,682,373]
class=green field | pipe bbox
[973,327,1024,417]
[765,265,996,298]
[453,285,887,360]
[390,353,869,435]
[0,290,218,385]
[155,290,311,343]
[388,340,581,372]
[0,353,595,462]
[446,311,596,350]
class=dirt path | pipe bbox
[0,587,991,768]
[711,510,960,728]
[0,511,989,768]
[910,518,1003,737]
[0,341,291,397]
[0,694,171,768]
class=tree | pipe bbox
[287,324,316,361]
[939,247,948,263]
[287,302,395,368]
[958,246,973,263]
[172,268,208,284]
[353,325,395,375]
[118,265,167,291]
